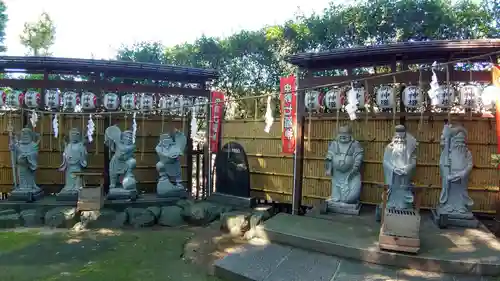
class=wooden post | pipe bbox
[204,91,212,198]
[185,111,193,196]
[292,77,305,215]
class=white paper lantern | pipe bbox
[305,90,322,112]
[402,86,422,109]
[139,94,154,111]
[481,85,498,110]
[158,95,174,112]
[62,91,80,111]
[431,86,455,108]
[24,91,41,108]
[182,97,193,115]
[45,90,60,109]
[121,93,137,111]
[324,88,343,110]
[0,89,7,107]
[375,85,395,109]
[194,97,208,116]
[347,87,366,109]
[172,96,184,116]
[81,92,97,110]
[459,85,481,108]
[103,93,120,110]
[6,90,24,107]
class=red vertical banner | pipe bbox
[280,76,297,154]
[209,91,225,153]
[492,66,500,158]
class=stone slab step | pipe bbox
[214,243,495,281]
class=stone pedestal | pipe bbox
[9,188,44,202]
[325,199,361,215]
[431,208,479,229]
[107,188,138,201]
[156,180,188,199]
[207,192,255,209]
[56,189,79,202]
[379,208,421,254]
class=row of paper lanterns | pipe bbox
[0,90,209,116]
[305,84,499,111]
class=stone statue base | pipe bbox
[56,189,79,202]
[326,199,361,215]
[9,187,44,202]
[157,179,188,199]
[107,188,138,201]
[431,208,479,229]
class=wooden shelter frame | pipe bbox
[0,56,218,196]
[285,39,500,215]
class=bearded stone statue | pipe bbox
[324,125,364,215]
[382,125,418,210]
[434,124,477,228]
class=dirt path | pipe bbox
[183,223,248,275]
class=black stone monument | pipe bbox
[209,142,254,208]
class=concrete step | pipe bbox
[214,242,494,281]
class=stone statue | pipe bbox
[57,128,88,201]
[383,125,418,210]
[434,124,476,227]
[9,127,43,202]
[324,125,364,215]
[156,130,188,198]
[104,125,138,200]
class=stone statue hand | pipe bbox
[394,167,405,176]
[325,170,331,176]
[447,173,461,182]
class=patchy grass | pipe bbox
[0,228,222,281]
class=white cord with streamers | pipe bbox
[132,112,137,143]
[264,95,274,133]
[345,83,359,120]
[30,111,38,128]
[87,114,95,143]
[428,61,441,106]
[52,113,59,138]
[190,106,198,140]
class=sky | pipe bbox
[3,0,332,59]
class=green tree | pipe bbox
[19,12,56,56]
[0,1,8,52]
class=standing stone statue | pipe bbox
[9,127,43,201]
[156,130,188,198]
[57,128,88,201]
[324,125,364,215]
[104,125,138,200]
[434,124,476,227]
[383,125,418,210]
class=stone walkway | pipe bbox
[214,242,496,281]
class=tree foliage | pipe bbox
[0,0,7,52]
[115,0,500,117]
[19,12,56,56]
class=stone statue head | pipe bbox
[120,131,134,145]
[159,133,175,148]
[450,125,467,147]
[337,125,353,144]
[392,125,407,145]
[69,128,81,143]
[19,128,34,144]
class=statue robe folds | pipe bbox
[16,142,39,191]
[57,141,88,200]
[383,135,417,210]
[325,140,364,204]
[156,131,188,198]
[437,137,474,219]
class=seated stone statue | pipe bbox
[156,130,188,198]
[57,128,88,201]
[382,125,418,210]
[324,125,364,215]
[9,127,43,202]
[105,125,138,200]
[435,124,475,225]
